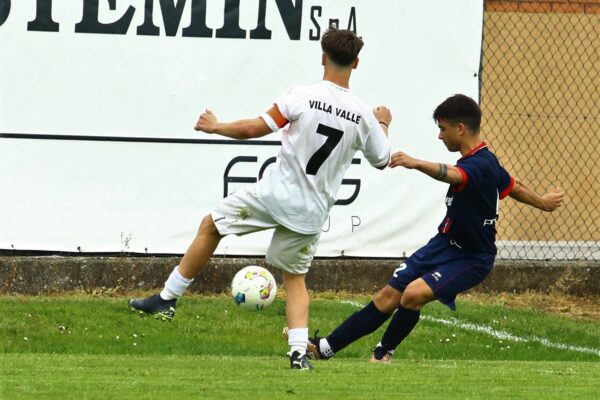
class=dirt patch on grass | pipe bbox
[463,291,600,321]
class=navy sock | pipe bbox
[327,301,391,353]
[380,305,421,352]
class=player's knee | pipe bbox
[400,287,424,310]
[373,286,402,314]
[401,279,435,310]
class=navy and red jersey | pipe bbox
[437,142,514,254]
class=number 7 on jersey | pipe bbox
[306,123,344,175]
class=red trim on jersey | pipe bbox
[499,176,516,200]
[452,142,486,192]
[452,166,469,192]
[439,217,452,233]
[459,141,487,160]
[267,104,289,128]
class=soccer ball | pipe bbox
[231,266,277,311]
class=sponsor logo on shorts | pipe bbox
[449,240,462,249]
[431,272,442,281]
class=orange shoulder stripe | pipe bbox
[267,104,289,128]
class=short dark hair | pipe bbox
[433,94,482,133]
[321,28,364,67]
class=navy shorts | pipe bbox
[388,234,495,310]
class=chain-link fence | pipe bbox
[480,0,599,260]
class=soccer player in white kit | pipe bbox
[129,27,392,370]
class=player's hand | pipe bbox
[373,106,392,127]
[194,109,218,133]
[389,151,419,169]
[540,187,565,211]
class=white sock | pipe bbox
[319,338,335,358]
[287,328,309,355]
[160,266,193,300]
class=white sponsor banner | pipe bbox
[0,0,483,256]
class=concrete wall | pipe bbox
[1,256,598,296]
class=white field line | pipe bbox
[340,300,365,308]
[338,300,600,357]
[421,315,600,357]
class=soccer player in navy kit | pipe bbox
[306,94,565,362]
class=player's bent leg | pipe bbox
[178,214,223,279]
[129,214,223,321]
[368,285,405,362]
[307,286,398,361]
[370,280,433,362]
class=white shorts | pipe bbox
[211,185,321,275]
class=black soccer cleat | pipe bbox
[289,351,314,370]
[129,294,177,321]
[369,345,393,363]
[307,330,331,360]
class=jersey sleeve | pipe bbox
[497,166,515,199]
[455,156,515,199]
[454,157,485,192]
[261,104,288,132]
[362,112,391,168]
[260,87,308,132]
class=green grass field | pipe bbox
[1,294,599,399]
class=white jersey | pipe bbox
[258,81,390,234]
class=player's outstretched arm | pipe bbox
[389,151,463,185]
[194,109,272,139]
[508,178,565,211]
[373,106,392,137]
